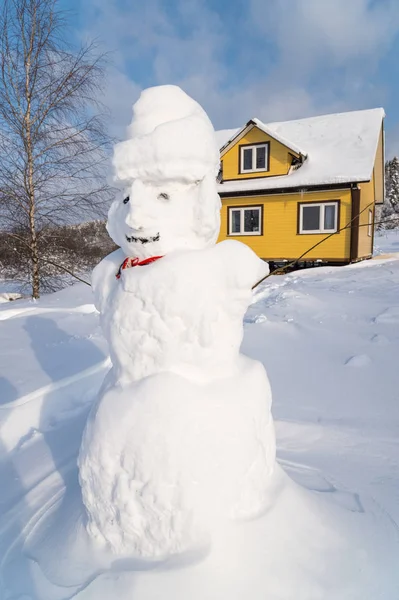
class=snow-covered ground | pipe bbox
[0,279,25,302]
[374,227,399,255]
[1,230,399,598]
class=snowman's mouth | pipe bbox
[125,233,160,245]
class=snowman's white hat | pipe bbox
[113,85,220,185]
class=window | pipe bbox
[368,209,373,237]
[240,144,269,173]
[299,202,338,234]
[228,206,262,236]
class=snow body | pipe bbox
[78,85,275,557]
[113,85,220,185]
[3,234,399,599]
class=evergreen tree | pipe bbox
[380,157,399,229]
[385,157,399,210]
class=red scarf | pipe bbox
[116,255,164,279]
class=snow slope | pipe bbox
[1,231,399,598]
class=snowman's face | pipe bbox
[107,177,220,260]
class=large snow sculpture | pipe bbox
[78,85,275,558]
[17,86,399,600]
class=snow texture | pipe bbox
[216,107,384,192]
[113,85,220,185]
[1,232,399,598]
[78,85,275,557]
[0,292,23,303]
[1,80,398,597]
[107,87,221,262]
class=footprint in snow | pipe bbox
[374,306,399,324]
[370,334,389,345]
[244,314,267,324]
[345,354,372,367]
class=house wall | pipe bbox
[357,124,384,258]
[217,189,352,261]
[358,176,374,258]
[221,126,293,181]
[373,124,384,205]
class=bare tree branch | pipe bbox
[0,0,113,297]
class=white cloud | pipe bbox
[250,0,399,78]
[79,0,227,135]
[100,69,142,140]
[77,0,399,150]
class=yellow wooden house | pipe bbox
[216,108,385,268]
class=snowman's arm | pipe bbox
[91,248,125,314]
[215,240,269,290]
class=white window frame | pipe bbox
[228,206,262,236]
[368,209,373,237]
[299,202,339,234]
[240,144,269,173]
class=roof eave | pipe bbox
[248,118,306,157]
[219,122,253,155]
[219,119,307,158]
[217,180,371,198]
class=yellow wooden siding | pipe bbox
[373,125,384,204]
[217,189,352,261]
[356,121,384,258]
[358,177,374,258]
[221,126,293,181]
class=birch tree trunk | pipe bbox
[0,0,112,298]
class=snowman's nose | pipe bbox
[125,180,153,230]
[125,208,145,231]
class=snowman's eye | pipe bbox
[123,196,130,204]
[158,192,170,201]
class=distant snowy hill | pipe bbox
[0,230,399,598]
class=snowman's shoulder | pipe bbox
[211,240,269,288]
[91,249,125,313]
[214,239,259,261]
[92,248,124,290]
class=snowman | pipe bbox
[78,85,276,559]
[17,85,399,600]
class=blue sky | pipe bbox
[63,0,399,157]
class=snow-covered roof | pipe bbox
[215,128,239,150]
[216,108,384,194]
[219,118,306,158]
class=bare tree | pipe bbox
[0,0,112,297]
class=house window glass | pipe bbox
[256,146,266,170]
[302,206,320,231]
[244,209,260,233]
[240,144,268,173]
[243,148,253,171]
[231,209,241,233]
[324,204,336,230]
[299,202,338,234]
[229,206,262,236]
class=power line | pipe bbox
[253,209,399,289]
